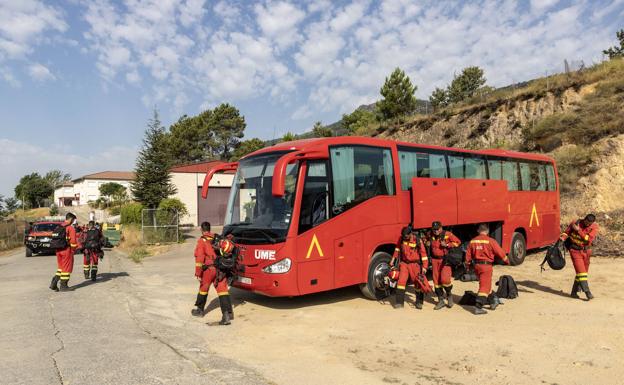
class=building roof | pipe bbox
[170,160,235,174]
[73,171,135,182]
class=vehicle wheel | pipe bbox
[25,248,33,257]
[359,251,392,300]
[509,232,526,266]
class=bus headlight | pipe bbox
[262,258,291,274]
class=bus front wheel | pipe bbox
[360,252,392,300]
[509,232,526,266]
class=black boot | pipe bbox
[579,281,594,300]
[191,293,207,317]
[488,293,500,310]
[49,276,60,291]
[415,292,424,310]
[219,295,232,325]
[226,299,234,320]
[445,286,454,308]
[90,268,97,282]
[474,295,487,315]
[59,279,72,292]
[393,288,405,309]
[570,281,580,298]
[434,288,445,310]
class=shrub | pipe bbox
[120,203,144,224]
[158,198,188,217]
[49,203,58,216]
[108,206,121,216]
[129,246,150,263]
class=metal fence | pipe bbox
[0,219,27,251]
[141,209,179,244]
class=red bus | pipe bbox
[202,136,559,299]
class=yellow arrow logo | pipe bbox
[306,234,324,259]
[530,203,540,227]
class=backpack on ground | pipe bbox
[540,241,566,272]
[495,275,518,299]
[84,228,101,250]
[49,224,69,250]
[458,291,477,306]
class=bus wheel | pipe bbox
[360,252,392,300]
[509,232,526,266]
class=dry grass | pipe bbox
[117,224,172,262]
[10,208,50,220]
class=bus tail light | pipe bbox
[262,258,291,274]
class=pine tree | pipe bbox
[447,66,486,104]
[603,29,624,59]
[429,87,449,110]
[312,121,332,137]
[377,67,417,121]
[131,110,177,208]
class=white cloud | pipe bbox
[291,105,312,120]
[0,138,137,198]
[28,62,55,81]
[254,1,306,50]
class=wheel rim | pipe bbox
[514,238,525,258]
[373,261,390,291]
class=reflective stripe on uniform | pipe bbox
[421,256,428,261]
[195,263,202,267]
[477,292,488,297]
[217,292,229,297]
[397,285,406,290]
[471,240,490,244]
[199,291,208,295]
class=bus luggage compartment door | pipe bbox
[456,179,507,224]
[411,178,458,229]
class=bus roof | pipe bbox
[244,136,555,163]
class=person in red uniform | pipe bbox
[426,221,461,310]
[49,212,78,292]
[560,214,598,300]
[390,226,429,309]
[82,221,102,281]
[464,223,509,315]
[191,222,217,317]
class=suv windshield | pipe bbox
[32,223,59,232]
[224,151,299,244]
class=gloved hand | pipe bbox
[201,264,209,271]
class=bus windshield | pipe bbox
[223,151,298,244]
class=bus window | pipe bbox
[519,162,531,191]
[398,149,447,189]
[448,155,463,178]
[545,163,557,191]
[529,163,547,191]
[488,159,503,180]
[299,161,329,234]
[330,146,395,214]
[465,156,487,179]
[502,161,519,190]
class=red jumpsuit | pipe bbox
[465,234,508,304]
[391,234,430,308]
[560,220,598,287]
[55,222,78,284]
[427,230,461,294]
[83,228,102,278]
[193,233,229,312]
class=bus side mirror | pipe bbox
[272,150,328,197]
[201,162,238,199]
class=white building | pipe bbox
[54,171,135,207]
[170,161,235,226]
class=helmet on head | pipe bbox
[219,239,235,255]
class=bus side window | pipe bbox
[502,161,520,191]
[399,150,418,190]
[519,162,531,191]
[488,159,503,180]
[545,163,557,191]
[448,155,464,178]
[398,149,448,190]
[298,161,329,234]
[529,163,547,191]
[465,156,487,179]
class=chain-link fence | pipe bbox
[0,219,27,251]
[141,209,179,244]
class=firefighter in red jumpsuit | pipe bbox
[191,222,234,325]
[465,223,509,314]
[426,221,461,310]
[83,221,102,281]
[560,214,598,300]
[49,213,78,292]
[390,226,429,309]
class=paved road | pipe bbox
[0,246,266,385]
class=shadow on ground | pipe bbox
[516,279,570,298]
[70,272,130,290]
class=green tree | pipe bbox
[230,138,265,161]
[158,197,188,217]
[43,170,71,190]
[4,197,19,213]
[603,29,624,59]
[341,108,377,135]
[167,110,218,164]
[312,121,332,137]
[377,67,417,121]
[429,87,449,110]
[131,110,177,208]
[447,66,486,104]
[281,132,297,142]
[14,173,54,209]
[99,182,127,207]
[211,103,246,160]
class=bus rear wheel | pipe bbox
[360,251,392,300]
[509,232,526,266]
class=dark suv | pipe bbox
[25,221,63,257]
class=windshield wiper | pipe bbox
[227,222,251,227]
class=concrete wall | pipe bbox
[170,172,234,225]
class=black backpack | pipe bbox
[84,228,101,250]
[430,230,464,266]
[495,275,518,299]
[540,241,566,272]
[49,224,69,250]
[459,291,477,306]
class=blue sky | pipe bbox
[1,0,623,198]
